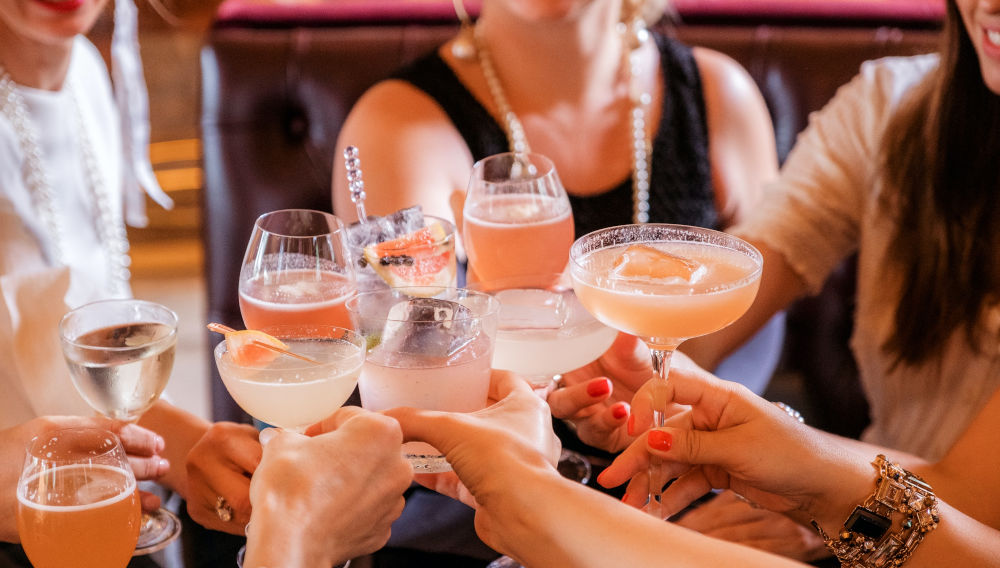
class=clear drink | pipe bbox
[215,335,365,431]
[239,267,355,330]
[463,193,574,281]
[62,322,176,423]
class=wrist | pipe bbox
[245,503,342,568]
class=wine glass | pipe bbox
[58,298,180,554]
[347,286,500,472]
[462,152,575,282]
[17,427,141,568]
[213,324,366,433]
[239,209,356,330]
[569,224,763,519]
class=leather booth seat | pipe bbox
[200,0,942,436]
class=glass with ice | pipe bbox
[239,209,356,330]
[347,287,499,472]
[569,224,762,519]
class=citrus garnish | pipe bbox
[612,244,704,282]
[363,221,455,296]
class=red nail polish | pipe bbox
[648,430,673,451]
[612,404,628,420]
[586,379,611,397]
[627,413,635,436]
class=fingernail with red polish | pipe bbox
[586,378,611,397]
[612,404,628,420]
[648,430,673,451]
[627,413,635,436]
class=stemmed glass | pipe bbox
[239,209,356,330]
[463,152,575,282]
[347,286,499,473]
[58,298,180,554]
[17,427,142,568]
[569,224,763,519]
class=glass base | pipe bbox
[407,453,452,473]
[487,555,522,568]
[556,449,592,485]
[134,507,182,556]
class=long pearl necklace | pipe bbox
[0,68,131,296]
[471,24,652,223]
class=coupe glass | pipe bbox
[347,287,500,472]
[213,324,366,433]
[569,224,762,518]
[17,428,141,568]
[462,152,575,282]
[58,298,180,554]
[239,209,356,330]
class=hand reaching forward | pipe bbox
[185,421,262,534]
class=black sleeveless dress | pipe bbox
[391,32,719,239]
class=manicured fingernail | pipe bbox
[627,414,635,436]
[155,435,166,453]
[612,404,628,420]
[587,378,611,397]
[648,430,673,451]
[158,459,170,475]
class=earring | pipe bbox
[618,0,650,52]
[451,0,477,61]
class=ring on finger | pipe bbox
[215,495,234,522]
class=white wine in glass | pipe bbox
[58,298,181,555]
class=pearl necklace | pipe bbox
[0,68,131,296]
[471,24,652,223]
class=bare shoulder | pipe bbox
[690,47,764,105]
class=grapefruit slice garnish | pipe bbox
[363,221,455,296]
[612,244,704,282]
[207,323,319,367]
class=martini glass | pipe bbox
[569,224,762,519]
[58,299,180,555]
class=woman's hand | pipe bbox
[246,408,412,568]
[185,421,262,534]
[598,364,873,532]
[546,332,651,452]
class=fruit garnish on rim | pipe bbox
[206,323,320,366]
[612,244,707,283]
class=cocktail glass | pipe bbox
[17,427,141,568]
[347,287,500,472]
[569,224,762,518]
[58,298,180,554]
[239,209,356,330]
[463,152,575,281]
[213,324,366,433]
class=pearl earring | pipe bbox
[451,0,477,61]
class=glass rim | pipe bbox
[471,151,556,180]
[568,223,764,290]
[59,298,179,351]
[345,286,501,321]
[253,209,345,239]
[214,325,366,361]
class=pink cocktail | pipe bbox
[239,269,354,330]
[569,224,762,518]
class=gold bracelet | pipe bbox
[811,455,939,567]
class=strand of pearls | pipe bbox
[470,21,652,223]
[0,67,131,296]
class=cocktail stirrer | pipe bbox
[344,146,368,222]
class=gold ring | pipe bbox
[215,495,234,522]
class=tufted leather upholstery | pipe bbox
[200,0,941,434]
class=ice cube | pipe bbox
[378,298,478,360]
[612,244,707,284]
[344,205,425,252]
[495,288,567,331]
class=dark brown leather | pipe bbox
[200,11,939,432]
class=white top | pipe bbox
[733,54,1000,461]
[0,37,131,428]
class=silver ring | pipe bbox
[215,495,234,522]
[773,401,805,424]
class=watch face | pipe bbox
[845,506,891,540]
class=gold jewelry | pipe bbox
[471,10,653,223]
[812,455,939,568]
[450,0,476,61]
[215,495,234,522]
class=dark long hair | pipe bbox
[880,0,1000,367]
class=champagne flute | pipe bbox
[569,224,763,519]
[239,209,356,330]
[58,298,180,554]
[17,427,141,568]
[463,152,575,282]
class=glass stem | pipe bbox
[647,346,675,520]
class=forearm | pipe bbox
[138,400,210,497]
[243,498,344,568]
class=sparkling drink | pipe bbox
[463,193,574,281]
[215,335,365,431]
[239,268,355,330]
[62,322,176,423]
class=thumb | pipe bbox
[383,406,459,454]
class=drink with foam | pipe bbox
[239,267,355,330]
